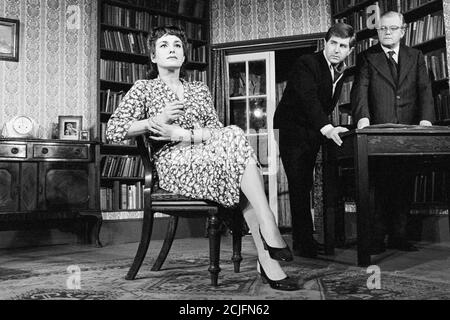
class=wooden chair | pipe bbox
[125,135,244,286]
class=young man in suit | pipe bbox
[274,23,356,258]
[351,11,435,253]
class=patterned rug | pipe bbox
[1,254,450,300]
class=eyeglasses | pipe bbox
[377,26,403,33]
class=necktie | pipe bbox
[387,50,398,84]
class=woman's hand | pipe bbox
[155,100,185,124]
[148,120,189,142]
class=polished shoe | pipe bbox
[258,261,301,291]
[387,239,419,252]
[259,229,293,262]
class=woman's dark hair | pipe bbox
[325,23,356,48]
[147,25,188,79]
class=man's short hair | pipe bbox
[380,11,406,26]
[326,23,356,48]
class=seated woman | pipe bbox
[106,25,301,291]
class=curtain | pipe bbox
[211,49,229,125]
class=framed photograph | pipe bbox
[59,115,82,140]
[80,130,90,141]
[0,18,20,62]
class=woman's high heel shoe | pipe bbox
[258,261,301,291]
[259,229,293,262]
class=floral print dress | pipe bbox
[106,79,257,208]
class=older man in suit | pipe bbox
[351,11,435,253]
[274,23,356,258]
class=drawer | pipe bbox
[33,144,89,160]
[0,144,27,158]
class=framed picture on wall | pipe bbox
[59,115,82,140]
[0,18,20,62]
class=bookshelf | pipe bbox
[330,1,449,244]
[332,0,450,127]
[97,0,209,215]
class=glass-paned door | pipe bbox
[226,52,278,222]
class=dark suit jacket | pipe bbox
[274,51,345,145]
[351,44,435,125]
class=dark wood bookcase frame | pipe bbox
[96,0,210,214]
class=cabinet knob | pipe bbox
[41,147,49,154]
[11,147,19,154]
[74,148,81,155]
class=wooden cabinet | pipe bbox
[0,162,20,211]
[0,139,101,246]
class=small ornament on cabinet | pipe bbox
[1,115,44,139]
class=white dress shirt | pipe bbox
[381,44,400,63]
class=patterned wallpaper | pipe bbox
[210,0,332,44]
[0,0,97,139]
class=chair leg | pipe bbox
[231,209,243,273]
[125,210,155,280]
[208,212,221,286]
[152,215,179,271]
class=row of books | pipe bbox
[102,4,205,40]
[118,0,207,19]
[331,110,353,126]
[101,30,148,55]
[404,12,445,47]
[100,123,137,145]
[333,0,378,14]
[100,59,147,84]
[425,49,448,81]
[333,0,436,17]
[344,38,380,68]
[185,69,207,82]
[434,89,450,121]
[101,29,207,62]
[398,0,438,13]
[100,182,144,211]
[186,44,207,63]
[413,171,447,203]
[101,155,144,178]
[100,89,126,114]
[334,0,398,31]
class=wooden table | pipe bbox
[322,127,450,266]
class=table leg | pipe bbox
[355,135,371,267]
